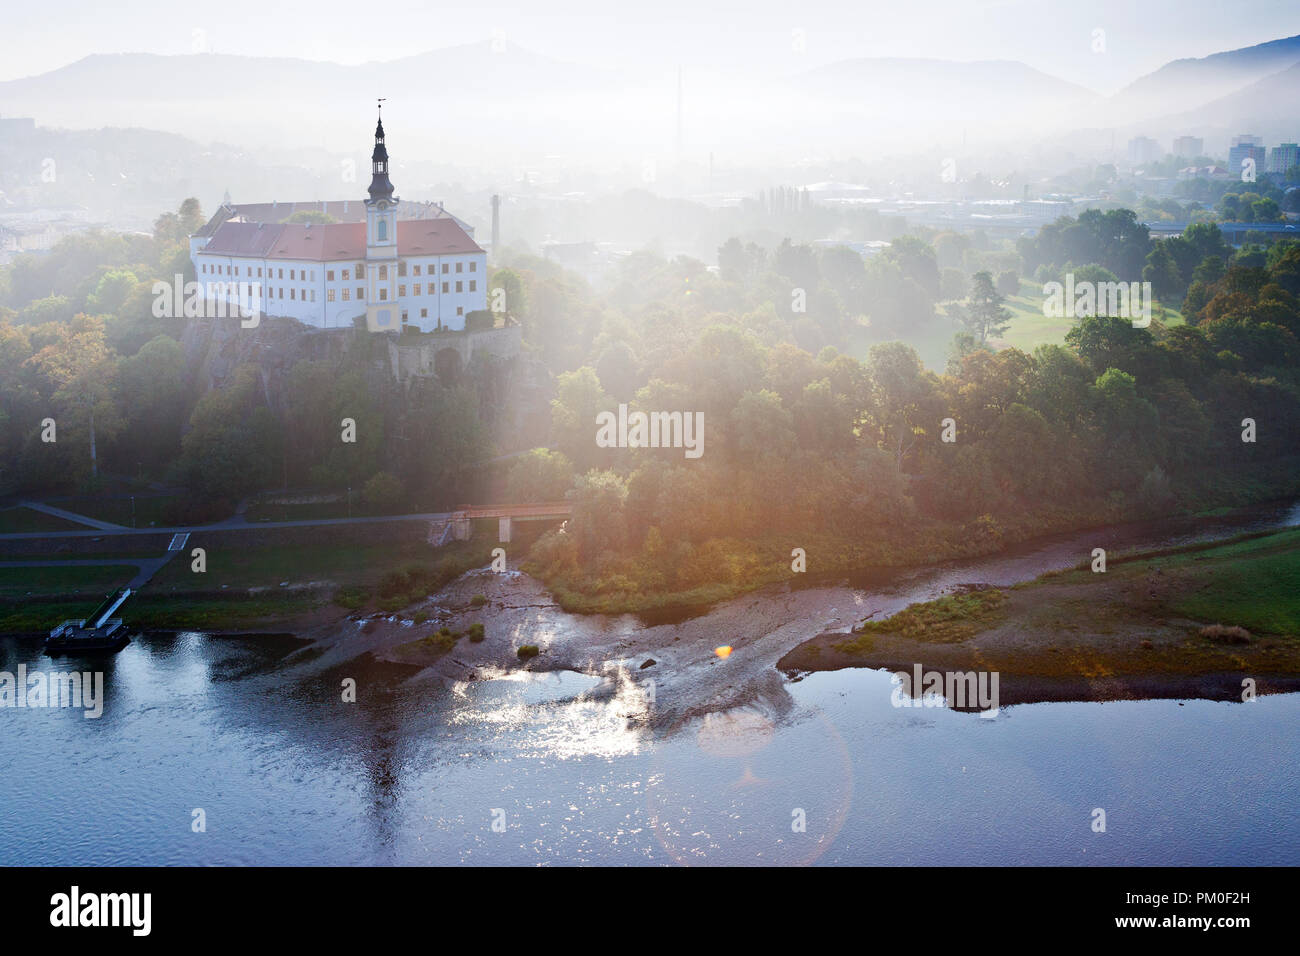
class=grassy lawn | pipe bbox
[1159,529,1300,636]
[0,564,137,599]
[0,507,86,534]
[993,278,1185,353]
[150,536,459,590]
[843,589,1008,651]
[46,495,183,528]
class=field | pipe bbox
[790,527,1300,688]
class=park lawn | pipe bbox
[0,507,86,534]
[1158,528,1300,636]
[0,564,137,599]
[149,520,513,595]
[47,495,184,528]
[149,538,436,590]
[993,278,1185,353]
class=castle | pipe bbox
[190,110,487,333]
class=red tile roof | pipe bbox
[200,221,284,258]
[201,218,482,262]
[195,199,470,237]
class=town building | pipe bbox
[1268,143,1300,176]
[1227,135,1267,179]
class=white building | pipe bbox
[190,113,487,333]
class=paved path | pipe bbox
[0,510,453,541]
[19,501,126,531]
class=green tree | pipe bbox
[506,448,574,502]
[962,271,1011,344]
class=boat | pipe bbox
[45,587,133,654]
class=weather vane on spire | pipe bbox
[378,97,386,117]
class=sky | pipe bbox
[1,0,1297,93]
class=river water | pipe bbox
[3,502,1298,866]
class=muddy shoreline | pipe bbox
[9,498,1299,717]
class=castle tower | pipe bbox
[365,104,400,332]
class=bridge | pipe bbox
[431,502,572,544]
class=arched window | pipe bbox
[377,219,388,242]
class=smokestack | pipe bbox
[491,194,500,255]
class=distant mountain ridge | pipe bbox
[1,34,1297,161]
[1108,33,1300,124]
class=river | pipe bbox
[2,501,1298,865]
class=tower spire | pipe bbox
[368,99,394,201]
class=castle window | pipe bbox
[398,262,406,277]
[457,306,464,316]
[341,268,349,281]
[414,265,421,276]
[455,262,463,273]
[380,289,387,301]
[399,285,406,296]
[278,269,284,279]
[456,281,462,293]
[470,280,476,292]
[420,308,427,318]
[357,287,363,300]
[342,289,350,301]
[379,265,388,280]
[290,269,295,280]
[470,261,477,272]
[442,282,448,293]
[412,283,420,295]
[328,290,336,302]
[291,289,296,300]
[327,270,335,281]
[357,263,365,276]
[377,220,387,241]
[442,263,449,274]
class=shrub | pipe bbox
[361,471,404,512]
[334,585,369,609]
[517,644,539,660]
[468,622,485,642]
[377,570,409,599]
[1139,466,1173,509]
[1199,624,1251,644]
[470,594,487,607]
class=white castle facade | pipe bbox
[189,113,487,333]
